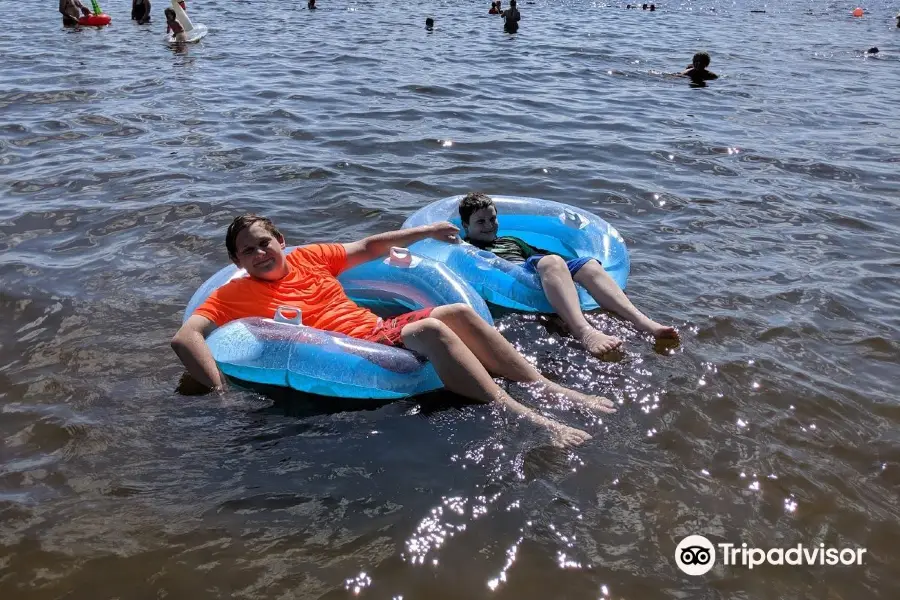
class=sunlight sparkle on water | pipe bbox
[344,572,372,595]
[487,537,522,592]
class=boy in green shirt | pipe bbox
[460,192,678,357]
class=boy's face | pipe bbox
[232,222,289,281]
[464,205,499,243]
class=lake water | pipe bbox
[1,0,899,598]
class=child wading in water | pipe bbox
[165,7,184,39]
[459,193,679,357]
[167,0,186,34]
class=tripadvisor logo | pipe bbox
[674,535,866,576]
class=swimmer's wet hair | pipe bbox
[226,214,283,259]
[459,192,495,225]
[693,51,711,67]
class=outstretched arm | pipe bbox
[342,222,460,269]
[171,315,224,391]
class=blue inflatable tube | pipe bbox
[401,195,630,313]
[183,247,493,399]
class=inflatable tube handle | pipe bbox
[561,208,588,229]
[389,246,413,267]
[274,306,302,325]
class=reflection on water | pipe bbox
[2,0,900,598]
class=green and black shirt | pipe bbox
[464,236,552,264]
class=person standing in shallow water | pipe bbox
[165,7,185,40]
[502,0,520,33]
[308,0,316,9]
[167,0,186,34]
[59,0,90,26]
[132,0,151,24]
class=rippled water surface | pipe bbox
[2,0,899,598]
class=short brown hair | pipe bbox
[458,192,495,225]
[225,214,283,259]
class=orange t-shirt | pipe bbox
[193,244,379,338]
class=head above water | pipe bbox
[692,51,711,69]
[226,215,289,281]
[425,17,434,28]
[164,7,176,21]
[459,192,499,243]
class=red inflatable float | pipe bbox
[78,13,111,26]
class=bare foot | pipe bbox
[529,417,592,448]
[637,320,680,341]
[527,380,617,415]
[575,327,623,359]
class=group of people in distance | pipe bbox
[130,0,187,35]
[172,193,680,449]
[59,0,187,37]
[131,0,189,37]
[489,0,521,33]
[424,1,520,33]
[626,3,656,10]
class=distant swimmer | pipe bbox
[132,0,151,24]
[502,0,520,33]
[896,12,900,27]
[308,0,316,8]
[649,3,656,11]
[425,16,434,30]
[59,0,90,26]
[642,3,648,9]
[680,51,718,82]
[489,1,499,14]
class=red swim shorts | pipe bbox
[362,307,434,348]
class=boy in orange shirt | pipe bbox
[172,215,617,448]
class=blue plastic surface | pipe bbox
[402,195,630,313]
[183,248,493,399]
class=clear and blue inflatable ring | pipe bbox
[402,195,630,312]
[183,247,493,399]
